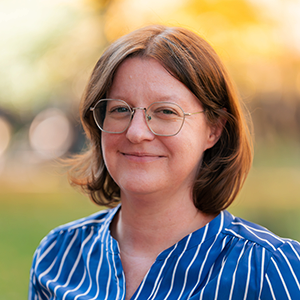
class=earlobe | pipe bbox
[206,116,226,150]
[207,129,221,149]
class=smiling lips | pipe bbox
[120,151,165,162]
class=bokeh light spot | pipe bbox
[29,108,73,160]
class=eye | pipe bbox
[160,108,177,115]
[105,101,131,120]
[109,106,130,114]
[152,105,182,119]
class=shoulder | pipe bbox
[219,211,300,298]
[222,210,300,254]
[29,206,120,297]
[32,206,118,264]
[47,207,112,235]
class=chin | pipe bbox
[118,177,163,196]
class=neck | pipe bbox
[111,191,215,258]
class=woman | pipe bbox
[29,25,300,299]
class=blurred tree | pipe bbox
[0,0,115,158]
[0,0,113,114]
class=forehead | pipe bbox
[108,57,201,109]
[111,57,176,89]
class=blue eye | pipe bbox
[161,109,176,115]
[153,107,181,118]
[110,106,130,113]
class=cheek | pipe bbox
[169,134,205,167]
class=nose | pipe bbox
[125,108,155,143]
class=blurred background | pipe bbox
[1,0,300,298]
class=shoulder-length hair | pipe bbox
[68,25,253,215]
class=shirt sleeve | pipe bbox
[260,239,300,299]
[28,232,59,300]
[28,247,43,300]
[28,253,41,300]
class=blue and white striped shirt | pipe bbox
[29,205,300,299]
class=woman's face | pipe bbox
[101,57,219,199]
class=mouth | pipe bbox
[120,151,165,162]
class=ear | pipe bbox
[205,111,227,150]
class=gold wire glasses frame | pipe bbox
[90,99,205,137]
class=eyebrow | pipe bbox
[107,94,181,105]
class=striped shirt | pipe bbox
[29,205,300,299]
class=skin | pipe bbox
[101,57,222,299]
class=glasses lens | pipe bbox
[146,102,185,136]
[93,99,131,133]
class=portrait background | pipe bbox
[1,0,300,298]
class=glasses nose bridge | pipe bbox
[131,105,154,127]
[131,106,147,119]
[126,106,154,136]
[132,106,146,113]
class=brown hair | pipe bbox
[68,25,253,214]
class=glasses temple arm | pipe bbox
[184,110,205,116]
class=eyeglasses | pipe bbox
[90,99,205,137]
